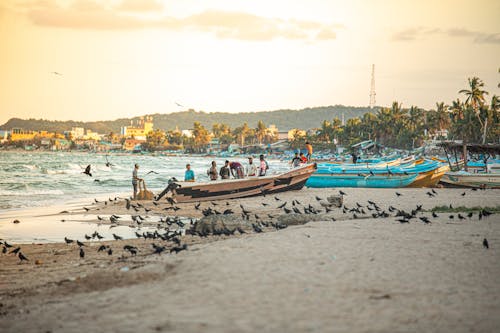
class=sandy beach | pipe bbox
[1,187,499,333]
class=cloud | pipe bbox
[392,26,500,44]
[116,0,164,13]
[18,0,338,41]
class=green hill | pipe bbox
[0,105,373,133]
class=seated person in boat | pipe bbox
[184,163,195,182]
[219,160,231,180]
[246,156,257,176]
[291,152,302,168]
[207,161,218,181]
[258,154,268,176]
[229,161,244,179]
[299,152,308,163]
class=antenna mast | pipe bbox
[369,64,376,109]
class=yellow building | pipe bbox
[120,116,153,139]
[10,128,36,141]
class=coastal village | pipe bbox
[0,115,309,153]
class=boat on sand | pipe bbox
[165,163,317,203]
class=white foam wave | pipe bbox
[0,189,65,196]
[22,164,38,170]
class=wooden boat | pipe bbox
[306,172,417,188]
[404,160,450,188]
[439,171,500,189]
[170,163,317,203]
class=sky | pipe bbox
[0,0,499,124]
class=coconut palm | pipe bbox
[255,120,267,145]
[459,77,488,127]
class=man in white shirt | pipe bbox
[246,156,257,177]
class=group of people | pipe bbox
[206,155,268,181]
[131,143,315,199]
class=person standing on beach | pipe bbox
[207,161,218,181]
[246,156,257,176]
[184,164,195,182]
[219,160,231,180]
[229,161,244,179]
[132,164,143,200]
[258,154,268,176]
[305,142,313,161]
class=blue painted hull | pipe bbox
[306,173,417,188]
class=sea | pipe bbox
[0,151,290,211]
[0,151,291,243]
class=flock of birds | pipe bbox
[1,187,494,264]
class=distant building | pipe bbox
[52,139,71,151]
[0,130,9,143]
[71,127,85,139]
[10,128,36,141]
[181,129,193,138]
[84,129,101,141]
[120,116,153,140]
[277,131,289,141]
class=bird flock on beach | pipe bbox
[1,187,495,265]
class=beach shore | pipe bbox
[1,187,499,333]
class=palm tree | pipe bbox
[233,123,252,146]
[459,77,488,126]
[434,102,451,133]
[255,120,267,145]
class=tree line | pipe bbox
[145,76,498,152]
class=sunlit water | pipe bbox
[0,151,289,243]
[0,151,290,210]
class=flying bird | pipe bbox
[83,165,92,177]
[51,71,62,76]
[175,102,185,108]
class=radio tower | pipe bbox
[369,64,376,109]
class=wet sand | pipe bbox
[1,187,499,333]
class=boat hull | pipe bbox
[171,164,317,203]
[407,164,450,188]
[306,173,417,188]
[440,172,500,189]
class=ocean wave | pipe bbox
[0,189,65,196]
[22,164,39,170]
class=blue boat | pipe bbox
[306,172,417,188]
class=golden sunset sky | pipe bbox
[0,0,499,123]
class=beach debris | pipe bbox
[327,195,343,207]
[369,294,391,300]
[35,259,43,265]
[12,219,20,224]
[483,238,489,249]
[120,266,130,272]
